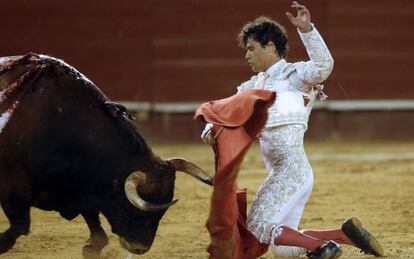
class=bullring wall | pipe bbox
[1,0,413,141]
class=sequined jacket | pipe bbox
[237,24,334,129]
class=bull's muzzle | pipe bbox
[119,237,150,255]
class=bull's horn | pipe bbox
[168,158,213,186]
[124,171,178,212]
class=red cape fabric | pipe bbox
[194,89,276,259]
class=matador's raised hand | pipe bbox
[286,1,312,33]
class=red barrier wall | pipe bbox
[1,0,413,141]
[1,0,413,101]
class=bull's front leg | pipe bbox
[0,200,31,254]
[81,210,109,258]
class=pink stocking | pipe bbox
[302,229,355,246]
[274,225,325,251]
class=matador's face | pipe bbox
[245,38,279,73]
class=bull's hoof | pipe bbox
[82,244,102,259]
[82,236,109,259]
[0,233,16,254]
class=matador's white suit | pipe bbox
[237,24,334,257]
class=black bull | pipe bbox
[0,53,212,256]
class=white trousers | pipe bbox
[269,174,313,257]
[246,125,313,257]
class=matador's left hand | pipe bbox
[286,1,312,33]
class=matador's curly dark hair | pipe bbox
[238,16,289,58]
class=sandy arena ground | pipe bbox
[1,140,413,259]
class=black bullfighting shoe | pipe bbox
[307,241,343,259]
[341,217,384,257]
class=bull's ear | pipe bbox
[124,171,178,212]
[168,158,213,186]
